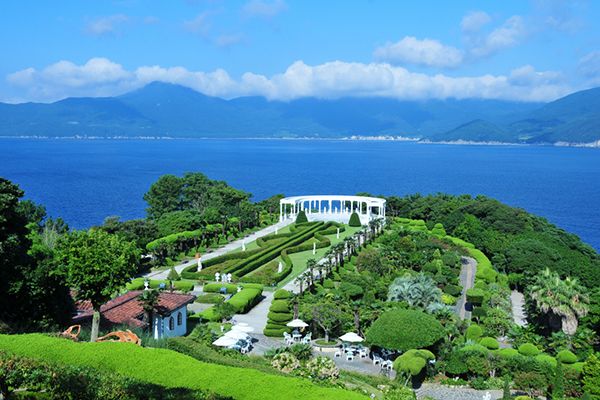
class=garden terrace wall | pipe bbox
[0,334,367,400]
[181,248,264,280]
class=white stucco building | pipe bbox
[280,195,386,225]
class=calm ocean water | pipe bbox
[0,138,598,250]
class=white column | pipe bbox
[280,202,282,222]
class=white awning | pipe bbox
[212,336,238,347]
[286,319,309,328]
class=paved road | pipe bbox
[416,383,504,400]
[511,290,527,326]
[143,219,293,280]
[455,257,477,320]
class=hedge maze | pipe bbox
[182,221,345,286]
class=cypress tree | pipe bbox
[348,212,361,227]
[295,210,308,224]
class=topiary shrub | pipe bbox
[535,354,558,368]
[466,288,485,305]
[295,211,308,224]
[264,297,292,337]
[556,350,578,364]
[348,212,362,227]
[267,312,294,323]
[270,300,291,313]
[441,293,457,305]
[466,324,483,341]
[443,284,462,296]
[167,267,181,281]
[496,348,519,359]
[518,343,541,357]
[273,289,293,300]
[431,223,446,237]
[366,309,444,351]
[393,349,435,376]
[479,337,499,350]
[471,307,488,319]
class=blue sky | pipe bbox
[1,0,599,103]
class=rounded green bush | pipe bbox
[295,211,308,224]
[465,324,483,341]
[263,328,289,337]
[365,309,444,351]
[556,349,578,364]
[518,343,541,357]
[267,312,293,323]
[496,348,519,359]
[535,354,557,367]
[479,337,499,350]
[273,289,293,300]
[265,322,289,330]
[471,307,488,319]
[348,212,362,227]
[269,300,290,313]
[394,354,426,376]
[565,362,585,373]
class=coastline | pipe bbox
[1,135,599,148]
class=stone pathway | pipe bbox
[455,257,477,320]
[511,290,527,326]
[144,219,293,280]
[416,383,503,400]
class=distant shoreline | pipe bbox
[1,135,599,148]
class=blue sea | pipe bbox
[1,138,599,250]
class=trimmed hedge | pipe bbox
[227,287,263,313]
[264,295,292,337]
[268,312,294,323]
[556,349,578,364]
[274,289,293,300]
[535,354,558,367]
[466,288,485,305]
[518,343,541,357]
[365,309,444,351]
[348,212,362,227]
[126,278,194,293]
[496,348,519,358]
[0,334,367,400]
[270,300,291,313]
[195,293,224,304]
[479,337,499,350]
[203,283,238,294]
[393,349,435,376]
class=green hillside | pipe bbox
[0,334,367,400]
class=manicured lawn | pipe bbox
[0,334,367,400]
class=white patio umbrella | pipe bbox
[339,332,364,343]
[286,319,309,328]
[224,330,250,340]
[231,324,255,333]
[212,336,238,347]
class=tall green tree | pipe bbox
[529,268,589,335]
[144,174,184,219]
[583,353,600,400]
[57,229,139,341]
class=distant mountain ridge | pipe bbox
[0,82,599,144]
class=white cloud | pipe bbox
[85,14,129,36]
[183,12,212,36]
[6,58,572,103]
[468,15,527,58]
[461,11,491,33]
[373,36,464,68]
[215,33,244,48]
[242,0,287,18]
[578,51,600,85]
[509,65,562,86]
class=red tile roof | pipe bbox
[73,291,196,329]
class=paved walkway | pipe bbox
[144,219,293,280]
[455,257,477,320]
[416,383,503,400]
[511,290,527,326]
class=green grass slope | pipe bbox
[0,334,367,400]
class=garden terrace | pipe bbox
[182,221,346,285]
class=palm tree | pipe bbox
[529,268,589,335]
[294,273,306,295]
[138,289,160,333]
[306,259,317,289]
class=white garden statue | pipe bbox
[336,227,340,239]
[197,256,202,271]
[242,240,246,251]
[312,242,316,255]
[215,272,220,282]
[277,261,283,273]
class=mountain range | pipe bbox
[0,82,599,144]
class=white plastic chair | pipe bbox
[334,349,342,358]
[346,353,354,361]
[372,356,382,365]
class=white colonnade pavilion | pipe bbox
[280,195,386,225]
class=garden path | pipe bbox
[455,257,477,320]
[416,383,504,400]
[510,290,527,326]
[143,219,293,280]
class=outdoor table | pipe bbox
[292,333,302,342]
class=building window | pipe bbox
[169,316,174,330]
[177,311,183,326]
